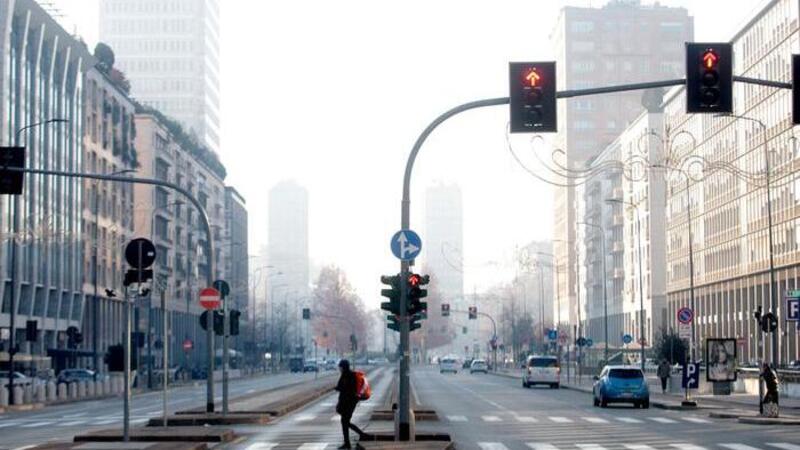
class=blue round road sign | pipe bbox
[677,307,694,325]
[547,329,558,340]
[576,337,587,347]
[586,339,594,348]
[622,334,633,345]
[390,229,422,261]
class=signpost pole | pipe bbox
[123,286,131,442]
[222,282,230,415]
[162,289,168,427]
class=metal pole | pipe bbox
[636,210,645,372]
[162,290,168,427]
[123,286,131,442]
[93,183,100,380]
[223,287,229,415]
[148,299,153,389]
[686,177,697,362]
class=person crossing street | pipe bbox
[657,359,671,394]
[335,359,368,449]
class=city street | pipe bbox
[0,372,327,450]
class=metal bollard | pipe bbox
[57,383,68,401]
[47,381,57,402]
[12,386,23,405]
[77,381,86,398]
[36,383,46,402]
[0,386,8,406]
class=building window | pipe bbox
[571,21,595,33]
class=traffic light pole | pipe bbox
[3,166,217,411]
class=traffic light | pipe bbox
[350,333,358,352]
[509,62,557,133]
[462,326,468,335]
[793,55,800,124]
[25,320,37,342]
[200,310,225,336]
[380,274,401,316]
[302,308,311,320]
[66,326,83,348]
[468,306,477,319]
[106,344,124,371]
[441,303,450,317]
[407,273,429,319]
[685,43,732,113]
[229,309,241,336]
[409,313,422,332]
[387,315,400,332]
[0,147,24,195]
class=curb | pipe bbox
[738,416,800,425]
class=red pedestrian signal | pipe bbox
[686,43,732,113]
[509,62,557,133]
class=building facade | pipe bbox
[663,0,800,365]
[0,0,91,371]
[99,0,221,154]
[550,0,693,336]
[224,186,248,352]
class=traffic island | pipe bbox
[73,426,236,443]
[146,412,270,426]
[31,441,209,450]
[357,431,453,449]
[709,410,758,419]
[738,416,800,425]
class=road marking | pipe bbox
[650,417,677,424]
[12,445,37,450]
[479,444,509,450]
[576,444,607,450]
[527,444,559,450]
[768,444,800,450]
[20,421,52,428]
[482,415,502,422]
[246,389,256,394]
[583,417,609,424]
[63,413,87,418]
[447,415,468,422]
[330,415,341,421]
[131,418,149,424]
[294,414,316,422]
[245,444,278,450]
[321,402,334,407]
[617,417,643,423]
[669,445,707,450]
[516,416,538,423]
[549,416,572,423]
[93,419,118,425]
[0,421,21,427]
[58,420,85,427]
[624,445,656,450]
[297,444,328,450]
[720,445,762,450]
[683,417,711,424]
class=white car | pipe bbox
[522,355,560,389]
[439,357,459,374]
[470,359,488,374]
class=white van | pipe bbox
[439,357,459,374]
[522,355,560,388]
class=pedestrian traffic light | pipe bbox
[0,147,24,195]
[200,310,225,336]
[407,273,429,319]
[387,315,400,332]
[685,43,732,113]
[302,308,311,320]
[462,326,468,335]
[793,55,800,125]
[66,326,83,348]
[106,344,124,371]
[509,62,557,133]
[229,309,241,336]
[468,306,477,319]
[441,303,450,317]
[380,274,401,315]
[409,313,422,332]
[350,333,358,352]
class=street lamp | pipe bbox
[93,168,137,380]
[606,197,646,372]
[8,118,68,405]
[578,221,609,363]
[715,113,778,366]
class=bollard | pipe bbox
[0,386,8,407]
[77,381,86,398]
[36,383,46,402]
[12,386,23,405]
[68,382,77,399]
[87,380,96,397]
[47,381,57,402]
[103,377,111,395]
[23,385,33,403]
[57,383,68,401]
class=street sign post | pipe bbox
[390,229,422,261]
[788,298,800,322]
[547,329,558,341]
[622,334,633,345]
[200,287,222,310]
[213,279,231,415]
[683,362,700,389]
[678,307,694,324]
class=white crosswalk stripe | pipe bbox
[482,415,502,422]
[447,415,468,422]
[624,445,656,450]
[650,417,677,424]
[297,444,328,450]
[683,417,711,424]
[20,421,52,428]
[516,416,538,423]
[245,444,278,450]
[720,445,763,450]
[93,419,117,425]
[478,444,510,450]
[0,421,20,428]
[58,420,85,427]
[583,417,609,424]
[527,444,559,450]
[617,417,643,424]
[294,414,316,422]
[768,444,800,450]
[330,415,340,421]
[549,416,572,423]
[576,444,607,450]
[670,444,707,450]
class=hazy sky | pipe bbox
[47,0,767,309]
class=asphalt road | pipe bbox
[412,365,800,450]
[0,371,331,450]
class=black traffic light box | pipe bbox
[105,344,138,371]
[26,320,37,342]
[380,274,401,315]
[793,55,800,125]
[200,310,225,336]
[468,306,477,319]
[387,315,400,332]
[302,308,311,320]
[409,313,423,332]
[441,303,450,317]
[0,147,24,195]
[509,62,557,133]
[407,273,429,318]
[229,309,241,336]
[685,43,732,114]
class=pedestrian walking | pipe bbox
[761,362,780,418]
[657,359,671,394]
[336,359,367,449]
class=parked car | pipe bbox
[324,359,339,371]
[303,361,319,373]
[593,365,649,408]
[289,357,304,373]
[439,357,459,374]
[57,369,96,384]
[0,371,32,388]
[462,358,473,369]
[470,359,488,374]
[522,355,560,388]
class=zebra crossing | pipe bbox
[445,414,714,425]
[0,416,151,429]
[236,443,800,450]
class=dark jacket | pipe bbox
[335,370,358,415]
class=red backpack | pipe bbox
[354,371,371,401]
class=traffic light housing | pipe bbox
[106,344,124,371]
[200,310,225,336]
[441,303,450,317]
[793,55,800,124]
[509,62,557,133]
[468,306,477,319]
[407,273,429,319]
[761,312,778,333]
[26,320,37,342]
[686,43,732,113]
[409,313,422,332]
[302,308,311,320]
[380,274,401,315]
[229,309,241,336]
[387,315,400,332]
[66,326,83,348]
[0,147,24,195]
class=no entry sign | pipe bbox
[199,287,221,310]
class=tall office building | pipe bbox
[550,0,692,331]
[98,0,221,154]
[424,183,464,309]
[267,181,309,310]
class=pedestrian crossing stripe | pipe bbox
[624,445,656,450]
[447,415,468,422]
[297,444,328,450]
[670,445,707,450]
[516,416,538,423]
[0,421,20,427]
[617,417,643,423]
[768,444,800,450]
[93,419,117,425]
[583,417,609,424]
[482,415,502,422]
[294,414,316,422]
[650,417,677,423]
[479,444,510,450]
[720,445,763,450]
[245,444,278,450]
[576,444,606,450]
[527,444,559,450]
[20,421,51,428]
[549,416,572,423]
[683,417,711,424]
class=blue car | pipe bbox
[592,365,649,408]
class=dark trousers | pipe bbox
[660,377,668,392]
[340,411,365,446]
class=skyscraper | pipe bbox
[424,183,464,310]
[550,0,692,330]
[98,0,221,154]
[268,181,309,306]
